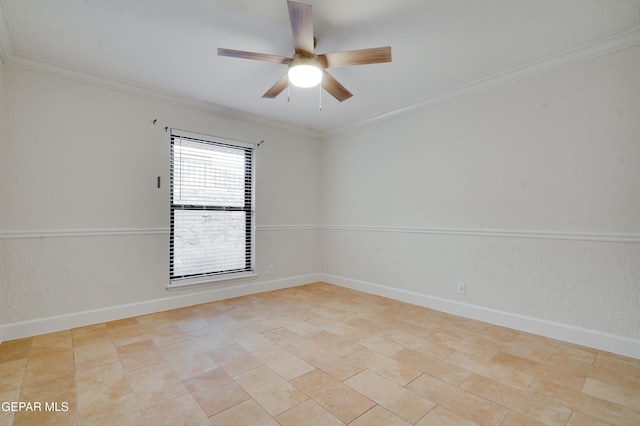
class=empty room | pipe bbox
[1,1,639,425]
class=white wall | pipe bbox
[0,65,321,336]
[321,45,640,355]
[0,60,7,326]
[1,45,639,358]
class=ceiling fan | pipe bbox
[217,1,392,102]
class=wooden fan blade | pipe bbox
[321,71,352,102]
[318,46,392,68]
[262,73,290,98]
[288,1,314,55]
[218,48,291,65]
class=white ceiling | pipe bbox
[1,0,639,135]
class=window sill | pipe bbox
[167,272,258,290]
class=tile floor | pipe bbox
[1,282,639,425]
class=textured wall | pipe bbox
[323,230,640,339]
[321,45,640,341]
[0,61,7,326]
[0,65,322,324]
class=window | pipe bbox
[170,130,255,287]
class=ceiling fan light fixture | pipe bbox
[288,56,322,88]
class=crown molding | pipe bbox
[5,54,320,138]
[1,0,639,138]
[325,26,640,136]
[0,0,319,138]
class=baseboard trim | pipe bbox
[321,274,640,360]
[0,273,322,343]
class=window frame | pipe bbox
[169,129,256,288]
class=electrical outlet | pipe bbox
[457,281,466,295]
[267,264,274,274]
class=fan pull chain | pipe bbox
[287,81,291,102]
[319,83,322,111]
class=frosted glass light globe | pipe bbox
[288,64,322,88]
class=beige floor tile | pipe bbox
[0,337,33,364]
[26,346,74,371]
[501,411,548,426]
[73,341,118,371]
[12,405,78,426]
[160,340,217,379]
[105,317,139,328]
[207,343,263,377]
[379,328,434,349]
[207,314,245,331]
[460,320,520,344]
[252,345,315,380]
[304,330,363,356]
[492,351,586,391]
[380,318,437,340]
[276,399,344,426]
[135,311,174,330]
[77,392,144,426]
[415,405,478,426]
[529,379,640,426]
[552,343,598,364]
[29,331,72,357]
[174,317,211,333]
[127,362,188,410]
[347,332,404,357]
[116,339,163,372]
[392,348,471,385]
[263,328,364,381]
[460,374,571,425]
[567,410,615,426]
[189,327,234,351]
[278,317,322,336]
[240,316,282,333]
[142,393,210,426]
[406,374,508,425]
[582,377,640,411]
[547,355,640,392]
[23,349,75,388]
[76,361,132,412]
[0,358,28,396]
[503,334,555,364]
[593,352,640,379]
[348,348,422,386]
[291,369,375,423]
[7,283,640,426]
[234,365,308,416]
[345,370,434,424]
[307,316,360,336]
[210,399,279,426]
[349,406,412,426]
[346,317,398,337]
[71,325,111,348]
[426,329,500,360]
[107,323,148,347]
[19,374,75,405]
[0,412,16,426]
[223,327,274,352]
[445,351,535,390]
[147,323,190,347]
[185,368,250,417]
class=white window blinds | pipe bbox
[170,130,255,285]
